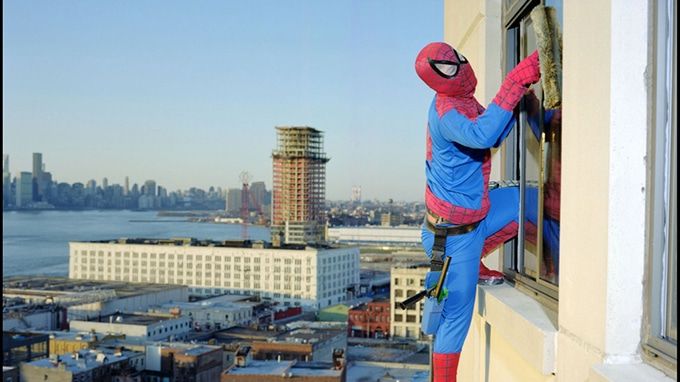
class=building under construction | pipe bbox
[271,126,329,245]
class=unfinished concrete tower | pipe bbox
[271,126,329,245]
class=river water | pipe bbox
[2,210,270,276]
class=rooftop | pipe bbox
[224,360,342,377]
[275,327,344,345]
[26,348,139,373]
[275,125,324,133]
[70,237,336,250]
[214,326,281,344]
[74,312,182,326]
[347,362,429,382]
[29,330,101,342]
[3,275,185,300]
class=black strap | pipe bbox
[424,218,480,237]
[430,230,447,271]
[425,218,480,272]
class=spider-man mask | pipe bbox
[415,42,477,97]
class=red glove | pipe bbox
[492,50,541,111]
[509,50,540,85]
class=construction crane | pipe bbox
[239,171,252,240]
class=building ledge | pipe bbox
[476,284,558,375]
[589,362,675,381]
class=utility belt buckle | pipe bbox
[430,249,445,272]
[426,209,448,226]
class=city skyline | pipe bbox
[3,1,443,201]
[2,151,423,203]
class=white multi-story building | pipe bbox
[69,238,360,310]
[390,264,428,340]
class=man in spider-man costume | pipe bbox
[415,42,540,381]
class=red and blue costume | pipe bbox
[415,42,540,381]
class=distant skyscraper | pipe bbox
[124,176,130,196]
[16,172,33,207]
[3,155,10,207]
[249,181,267,210]
[32,153,43,201]
[102,177,108,189]
[227,188,242,214]
[351,186,362,203]
[32,153,42,179]
[144,180,157,196]
[271,126,329,245]
[86,179,97,195]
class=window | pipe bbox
[502,0,562,303]
[644,0,677,365]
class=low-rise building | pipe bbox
[69,313,191,342]
[2,331,49,367]
[19,348,143,382]
[357,270,390,297]
[43,330,126,356]
[251,326,346,363]
[150,296,253,332]
[2,303,68,331]
[221,348,346,382]
[390,264,428,340]
[316,304,349,323]
[2,275,188,323]
[347,299,391,339]
[156,344,223,382]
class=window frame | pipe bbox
[501,0,560,306]
[643,0,677,367]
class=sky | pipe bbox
[3,1,443,202]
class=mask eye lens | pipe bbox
[433,62,459,77]
[455,50,468,63]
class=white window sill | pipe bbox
[589,363,675,381]
[476,283,558,375]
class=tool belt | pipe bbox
[399,215,481,310]
[424,213,480,272]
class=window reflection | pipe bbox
[525,90,561,285]
[504,1,563,291]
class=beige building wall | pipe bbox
[390,265,428,340]
[443,0,675,381]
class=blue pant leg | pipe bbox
[482,186,520,235]
[434,254,482,353]
[421,227,484,354]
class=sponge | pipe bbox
[530,6,562,109]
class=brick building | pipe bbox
[347,300,391,339]
[158,345,224,382]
